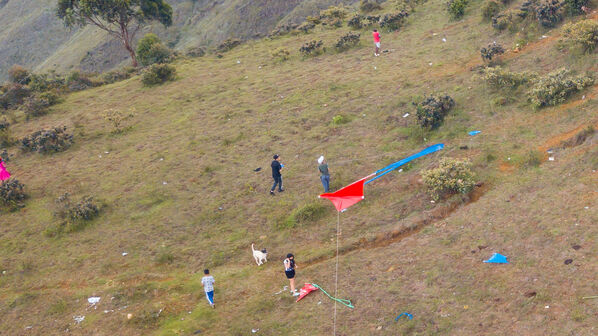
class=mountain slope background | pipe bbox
[0,0,358,81]
[1,0,597,335]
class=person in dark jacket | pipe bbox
[270,154,284,195]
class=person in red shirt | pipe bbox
[372,29,381,56]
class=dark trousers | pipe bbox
[320,175,330,193]
[271,176,283,191]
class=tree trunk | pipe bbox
[124,39,138,67]
[120,20,138,67]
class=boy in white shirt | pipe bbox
[201,269,215,308]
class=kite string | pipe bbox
[334,210,339,336]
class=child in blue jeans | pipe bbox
[201,269,215,308]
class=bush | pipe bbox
[563,0,589,16]
[562,20,598,53]
[528,69,593,108]
[335,32,361,50]
[480,42,505,62]
[306,16,321,25]
[0,120,11,147]
[56,193,100,223]
[271,48,290,62]
[66,71,100,91]
[380,11,409,31]
[299,40,324,57]
[482,1,502,20]
[295,21,315,34]
[320,6,348,22]
[8,65,30,84]
[28,72,65,92]
[217,38,242,52]
[422,158,475,201]
[0,84,30,109]
[137,34,172,66]
[104,108,135,134]
[283,202,327,229]
[491,10,523,31]
[22,95,52,119]
[185,47,206,58]
[365,15,381,26]
[413,95,455,129]
[332,114,350,125]
[481,66,535,89]
[534,0,563,27]
[447,0,469,19]
[348,15,364,29]
[0,178,26,209]
[101,67,136,84]
[20,126,74,154]
[141,64,176,86]
[360,0,382,13]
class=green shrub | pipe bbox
[534,0,563,28]
[348,15,364,29]
[0,120,11,147]
[360,0,382,13]
[22,95,50,119]
[481,66,535,89]
[8,65,30,84]
[491,10,522,31]
[54,193,101,227]
[217,38,242,52]
[104,108,135,134]
[365,15,381,26]
[271,47,290,62]
[482,0,502,20]
[101,67,136,84]
[284,202,327,229]
[528,69,593,108]
[380,12,409,31]
[335,32,361,50]
[562,20,598,53]
[66,70,100,91]
[320,5,348,22]
[332,114,350,125]
[447,0,469,19]
[141,64,176,86]
[0,178,27,209]
[295,21,315,33]
[0,83,30,109]
[20,126,74,154]
[519,149,543,168]
[28,72,65,92]
[480,42,505,62]
[563,0,589,16]
[413,95,455,129]
[422,158,476,201]
[137,34,172,66]
[306,16,321,25]
[185,47,206,58]
[299,40,324,57]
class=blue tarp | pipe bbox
[484,253,509,264]
[468,130,481,136]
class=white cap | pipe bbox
[318,156,324,164]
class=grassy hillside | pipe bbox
[0,0,357,80]
[1,0,597,335]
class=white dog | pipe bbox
[251,243,268,266]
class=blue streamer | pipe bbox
[468,130,481,136]
[365,144,444,185]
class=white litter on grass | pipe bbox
[122,252,128,256]
[162,181,167,185]
[105,151,109,154]
[159,158,164,161]
[442,38,447,42]
[252,329,259,333]
[582,95,586,100]
[403,113,409,118]
[25,326,32,330]
[98,155,102,158]
[258,66,262,69]
[374,66,377,70]
[104,310,114,313]
[507,157,511,160]
[585,206,589,209]
[73,315,85,324]
[88,297,101,305]
[398,169,403,173]
[236,60,241,64]
[317,301,322,305]
[540,35,548,39]
[545,305,550,309]
[274,286,288,295]
[548,157,555,161]
[433,33,438,36]
[429,62,433,66]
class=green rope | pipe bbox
[311,283,354,309]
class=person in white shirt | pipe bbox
[201,269,216,308]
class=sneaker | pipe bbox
[270,191,275,195]
[292,291,300,297]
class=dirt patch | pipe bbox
[539,119,598,152]
[499,162,515,173]
[303,184,489,267]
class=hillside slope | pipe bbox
[0,0,356,80]
[0,0,597,335]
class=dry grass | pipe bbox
[0,0,597,335]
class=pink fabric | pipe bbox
[372,31,380,43]
[0,160,11,181]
